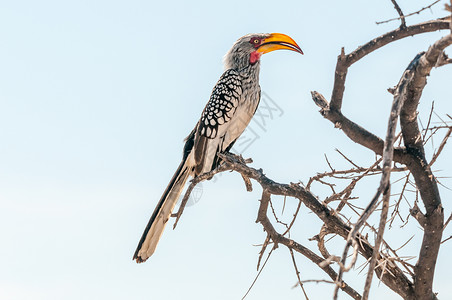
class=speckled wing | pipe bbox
[199,69,242,138]
[193,69,243,174]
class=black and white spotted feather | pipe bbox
[198,69,242,139]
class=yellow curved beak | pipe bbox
[257,33,303,55]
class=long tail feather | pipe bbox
[133,160,191,263]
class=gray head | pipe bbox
[223,33,303,71]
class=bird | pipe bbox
[133,33,303,263]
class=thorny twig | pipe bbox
[333,47,416,300]
[289,248,309,299]
[376,0,442,25]
[242,246,274,300]
[389,0,406,28]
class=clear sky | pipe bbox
[1,1,451,299]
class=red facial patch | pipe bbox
[249,51,262,64]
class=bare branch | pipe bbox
[309,21,451,178]
[363,188,391,300]
[393,33,452,298]
[400,35,452,158]
[329,18,450,112]
[336,49,415,298]
[444,213,452,230]
[256,190,362,300]
[241,173,253,192]
[216,153,414,299]
[311,91,408,164]
[389,173,411,228]
[422,102,435,142]
[389,0,406,28]
[376,0,442,25]
[429,127,452,166]
[441,235,452,244]
[289,248,309,299]
[242,246,274,300]
[256,234,271,270]
[336,148,360,169]
[299,279,335,285]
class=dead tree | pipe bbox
[174,2,452,299]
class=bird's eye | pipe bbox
[250,38,260,46]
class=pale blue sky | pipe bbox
[1,1,451,299]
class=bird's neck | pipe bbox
[238,63,260,82]
[237,64,261,107]
[224,49,261,80]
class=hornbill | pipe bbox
[134,33,303,263]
